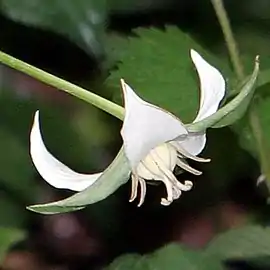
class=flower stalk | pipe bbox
[211,0,244,81]
[0,50,124,120]
[211,0,270,192]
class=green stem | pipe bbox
[211,0,244,80]
[0,50,124,120]
[249,105,270,190]
[211,0,270,191]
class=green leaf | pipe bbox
[106,254,149,270]
[147,244,223,270]
[106,244,223,270]
[0,0,106,57]
[188,57,260,132]
[27,147,130,214]
[205,225,270,260]
[107,27,233,123]
[0,227,25,262]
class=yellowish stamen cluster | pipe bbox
[130,142,210,206]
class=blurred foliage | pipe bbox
[107,226,270,269]
[206,225,270,260]
[0,227,25,262]
[106,244,223,270]
[1,0,270,269]
[0,0,106,58]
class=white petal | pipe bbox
[191,49,226,122]
[30,111,102,191]
[173,133,206,156]
[120,79,188,169]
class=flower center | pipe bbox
[128,140,210,206]
[129,143,193,207]
[136,143,177,180]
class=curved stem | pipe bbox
[249,103,270,190]
[211,0,244,80]
[0,50,125,120]
[211,0,270,192]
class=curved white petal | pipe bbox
[120,79,188,169]
[173,133,206,156]
[30,111,102,191]
[191,49,226,122]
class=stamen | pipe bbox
[172,185,182,200]
[138,178,146,207]
[171,142,210,163]
[182,180,193,191]
[133,143,196,207]
[160,177,174,206]
[129,174,139,202]
[161,198,172,206]
[164,166,193,191]
[141,149,176,205]
[176,158,202,176]
[150,149,193,192]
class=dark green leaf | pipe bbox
[106,254,149,270]
[106,244,223,270]
[1,0,106,57]
[107,27,233,123]
[206,225,270,260]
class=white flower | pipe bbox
[30,49,225,207]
